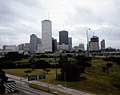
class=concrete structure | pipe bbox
[68,37,72,50]
[42,20,52,52]
[18,43,30,52]
[101,39,105,50]
[57,44,69,51]
[30,34,42,53]
[89,36,99,51]
[18,43,30,54]
[3,45,18,52]
[30,34,38,53]
[59,30,68,45]
[79,43,85,51]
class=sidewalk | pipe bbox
[6,74,95,95]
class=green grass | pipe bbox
[3,57,120,95]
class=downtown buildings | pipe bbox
[1,19,109,54]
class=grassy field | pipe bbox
[3,57,120,95]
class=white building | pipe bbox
[57,44,69,51]
[18,43,30,53]
[42,20,52,52]
[3,45,18,52]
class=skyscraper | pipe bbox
[52,38,57,52]
[89,36,99,51]
[101,39,105,50]
[68,37,72,50]
[59,30,68,45]
[42,20,52,52]
[30,34,38,53]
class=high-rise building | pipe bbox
[68,37,72,50]
[52,38,57,52]
[101,39,105,50]
[89,36,99,51]
[59,30,68,45]
[42,20,52,52]
[30,34,38,53]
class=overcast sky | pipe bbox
[0,0,120,49]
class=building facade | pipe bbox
[42,20,52,52]
[3,45,18,52]
[52,38,57,53]
[89,36,99,51]
[101,39,105,50]
[59,30,68,45]
[30,34,38,53]
[68,37,72,50]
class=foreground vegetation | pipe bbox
[3,57,120,95]
[0,52,120,95]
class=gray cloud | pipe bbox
[0,0,120,49]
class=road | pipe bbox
[7,74,95,95]
[7,74,53,95]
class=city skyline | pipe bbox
[0,0,120,49]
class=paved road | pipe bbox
[7,74,53,95]
[7,74,95,95]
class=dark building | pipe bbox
[101,39,105,50]
[52,38,57,52]
[59,30,68,45]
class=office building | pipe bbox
[59,30,68,45]
[3,45,18,52]
[89,36,99,51]
[42,20,52,52]
[52,38,57,52]
[57,44,69,51]
[68,37,72,50]
[30,34,38,53]
[101,39,105,50]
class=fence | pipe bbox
[3,81,16,94]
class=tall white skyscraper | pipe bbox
[42,20,52,52]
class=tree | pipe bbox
[4,52,23,61]
[57,63,81,81]
[58,53,68,66]
[0,70,8,83]
[75,55,92,67]
[32,60,51,69]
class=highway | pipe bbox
[8,75,53,95]
[7,74,94,95]
[16,84,53,95]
